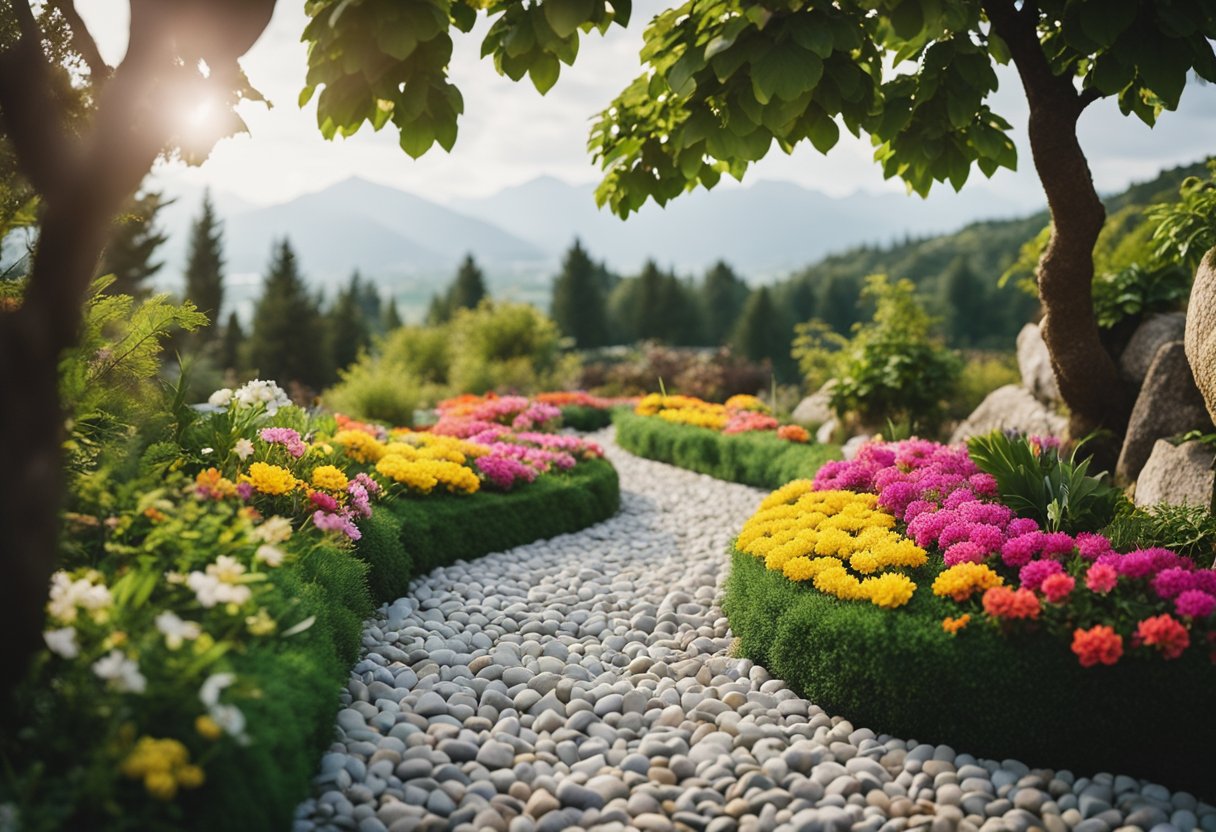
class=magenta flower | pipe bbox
[260,427,307,458]
[1019,559,1064,592]
[1175,589,1216,618]
[1085,562,1118,594]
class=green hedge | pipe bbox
[723,549,1216,798]
[614,412,840,490]
[560,405,616,432]
[202,459,619,831]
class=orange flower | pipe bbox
[982,586,1040,620]
[941,614,971,635]
[1135,614,1190,660]
[777,424,810,443]
[1071,625,1123,667]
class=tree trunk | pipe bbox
[984,0,1131,446]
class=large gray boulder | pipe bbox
[1134,439,1215,509]
[1016,323,1061,405]
[1120,312,1186,386]
[1115,340,1214,483]
[791,381,836,426]
[1185,248,1216,424]
[949,384,1067,445]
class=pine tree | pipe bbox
[550,239,610,348]
[98,191,170,298]
[448,253,488,312]
[940,257,986,347]
[425,292,450,326]
[658,273,703,346]
[381,297,403,331]
[219,310,244,373]
[248,238,325,390]
[817,273,862,334]
[327,273,371,378]
[732,287,788,369]
[633,260,667,341]
[700,260,749,345]
[183,190,226,335]
[353,273,383,331]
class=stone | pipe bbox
[1017,323,1061,405]
[477,741,516,770]
[842,434,871,461]
[1121,312,1187,385]
[949,385,1067,444]
[1117,341,1215,482]
[1186,248,1216,423]
[816,418,839,446]
[556,781,604,811]
[792,381,836,426]
[1135,439,1215,510]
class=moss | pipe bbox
[723,549,1216,798]
[614,412,841,489]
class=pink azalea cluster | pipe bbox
[259,427,307,458]
[724,411,780,434]
[310,473,380,541]
[433,396,560,436]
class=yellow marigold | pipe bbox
[759,480,816,510]
[121,736,204,800]
[196,715,223,741]
[942,614,971,635]
[657,407,728,430]
[932,562,1005,602]
[310,465,349,493]
[195,467,237,498]
[861,573,917,609]
[242,462,299,496]
[725,394,768,413]
[144,770,178,801]
[333,429,386,463]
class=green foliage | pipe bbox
[701,260,751,346]
[247,239,326,391]
[550,239,610,348]
[1091,262,1190,329]
[1104,502,1216,565]
[97,191,170,299]
[793,275,961,435]
[559,404,616,432]
[731,287,792,378]
[966,430,1126,534]
[447,300,572,394]
[427,254,488,325]
[325,272,373,379]
[614,411,840,490]
[183,191,226,335]
[946,352,1020,421]
[218,311,244,374]
[1146,158,1216,273]
[322,360,425,426]
[722,550,1215,799]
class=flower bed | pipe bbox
[614,408,839,490]
[436,390,635,433]
[3,380,618,832]
[723,435,1216,795]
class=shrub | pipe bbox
[1105,502,1216,566]
[580,344,768,400]
[947,352,1020,421]
[1092,262,1190,330]
[447,301,577,394]
[614,411,839,490]
[322,359,426,426]
[792,275,961,436]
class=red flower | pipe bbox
[982,586,1041,620]
[1071,625,1123,667]
[1041,573,1076,603]
[1135,614,1190,660]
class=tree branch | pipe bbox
[1077,86,1102,111]
[48,0,113,82]
[10,0,39,40]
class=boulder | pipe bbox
[1016,323,1061,405]
[791,381,836,426]
[1134,439,1215,509]
[815,418,838,445]
[1115,341,1214,483]
[1185,248,1216,424]
[1119,311,1186,386]
[842,434,872,461]
[949,384,1067,445]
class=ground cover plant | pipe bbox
[724,430,1216,793]
[615,393,839,489]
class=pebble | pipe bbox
[293,432,1216,832]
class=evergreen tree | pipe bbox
[248,238,325,390]
[940,257,987,347]
[817,273,862,334]
[98,191,170,298]
[633,260,667,341]
[381,297,403,331]
[183,190,226,335]
[425,292,450,326]
[659,273,703,346]
[550,239,610,348]
[353,273,383,330]
[327,273,371,378]
[218,310,244,373]
[448,253,487,312]
[700,260,749,345]
[732,287,790,375]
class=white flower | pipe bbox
[233,379,291,415]
[254,544,286,568]
[199,672,236,708]
[210,555,246,583]
[234,438,255,461]
[43,627,78,659]
[210,703,247,738]
[155,611,202,650]
[252,515,292,545]
[208,388,234,407]
[92,649,147,694]
[201,447,213,455]
[186,571,252,608]
[46,570,112,624]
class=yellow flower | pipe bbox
[144,770,178,801]
[725,394,768,413]
[311,465,349,493]
[245,608,277,636]
[932,562,1005,602]
[176,764,205,789]
[942,614,971,634]
[121,736,204,800]
[242,462,299,496]
[196,715,223,741]
[333,430,386,463]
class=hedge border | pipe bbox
[559,405,616,432]
[204,458,620,831]
[613,411,841,490]
[723,549,1216,798]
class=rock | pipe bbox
[949,385,1067,444]
[1017,323,1061,404]
[792,381,836,426]
[477,741,516,770]
[1186,248,1216,423]
[842,434,871,461]
[816,418,839,445]
[1135,439,1215,509]
[1117,341,1215,482]
[1121,312,1187,385]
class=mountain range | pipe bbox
[153,174,1045,319]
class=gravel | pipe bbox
[295,430,1216,832]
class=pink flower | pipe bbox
[1001,532,1043,568]
[1075,532,1112,560]
[312,509,361,540]
[1041,573,1075,603]
[1176,590,1216,619]
[1040,532,1076,558]
[1135,614,1190,659]
[1085,562,1118,594]
[310,491,339,512]
[1019,559,1063,592]
[1006,517,1040,537]
[260,427,307,458]
[944,541,988,566]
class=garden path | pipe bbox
[295,432,1215,832]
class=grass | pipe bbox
[613,411,840,489]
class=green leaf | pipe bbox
[751,43,823,103]
[529,52,560,94]
[399,120,436,158]
[544,0,594,39]
[377,25,418,60]
[805,110,839,153]
[789,15,834,59]
[1078,0,1138,48]
[451,1,477,33]
[889,0,925,41]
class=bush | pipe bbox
[614,411,839,489]
[1105,502,1216,565]
[723,549,1216,798]
[580,344,769,400]
[447,301,577,395]
[947,352,1020,421]
[322,359,426,426]
[560,405,617,432]
[792,275,961,436]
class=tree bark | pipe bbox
[983,0,1131,444]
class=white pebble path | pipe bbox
[295,430,1216,832]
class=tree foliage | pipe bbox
[183,190,226,334]
[551,239,610,348]
[248,239,325,390]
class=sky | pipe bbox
[76,2,1216,211]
